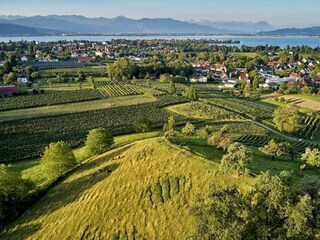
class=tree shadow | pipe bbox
[1,144,134,237]
[28,162,120,220]
[0,223,41,240]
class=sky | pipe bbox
[1,0,320,27]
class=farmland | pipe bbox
[0,96,189,163]
[0,95,156,121]
[96,81,144,97]
[202,92,276,122]
[0,89,103,111]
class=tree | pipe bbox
[163,116,176,139]
[77,71,86,82]
[3,72,16,85]
[193,171,315,240]
[40,141,77,179]
[301,148,320,168]
[183,86,198,100]
[134,117,152,133]
[88,76,95,89]
[107,58,136,80]
[0,164,34,226]
[181,122,196,135]
[85,128,114,156]
[219,143,252,176]
[159,74,171,83]
[207,131,233,152]
[273,104,301,133]
[163,116,176,132]
[259,139,286,160]
[168,81,176,94]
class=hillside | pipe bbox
[0,138,248,239]
[262,26,320,36]
[0,23,39,36]
[8,15,218,34]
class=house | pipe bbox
[0,85,19,97]
[190,75,207,83]
[78,57,92,63]
[21,56,28,62]
[15,73,29,84]
[259,82,278,89]
[214,63,227,72]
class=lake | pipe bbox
[1,35,319,48]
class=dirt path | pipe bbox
[245,119,300,142]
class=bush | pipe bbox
[134,118,152,133]
[181,122,196,135]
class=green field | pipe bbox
[1,138,248,240]
[0,95,156,121]
[3,135,319,239]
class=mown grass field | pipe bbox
[0,138,251,240]
[14,131,161,187]
[1,95,156,121]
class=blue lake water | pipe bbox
[0,35,319,48]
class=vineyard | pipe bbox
[237,135,320,153]
[96,81,168,97]
[0,96,189,163]
[299,115,320,140]
[0,89,103,111]
[168,102,240,120]
[202,93,276,121]
[96,81,144,97]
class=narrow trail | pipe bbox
[245,119,301,142]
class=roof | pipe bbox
[0,85,19,95]
[78,57,92,63]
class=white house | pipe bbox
[21,56,28,62]
[190,76,207,83]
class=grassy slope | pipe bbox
[1,95,155,121]
[1,138,250,240]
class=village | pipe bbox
[1,39,320,97]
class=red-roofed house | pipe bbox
[78,57,92,63]
[0,85,19,97]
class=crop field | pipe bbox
[0,89,103,111]
[237,134,320,153]
[0,95,156,122]
[0,96,189,163]
[134,80,187,94]
[202,93,276,121]
[0,138,248,240]
[96,81,144,97]
[167,101,240,120]
[300,115,320,140]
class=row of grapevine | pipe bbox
[300,116,320,140]
[0,89,103,111]
[237,134,320,153]
[202,92,276,121]
[0,96,189,163]
[96,81,144,97]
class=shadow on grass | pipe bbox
[0,145,134,240]
[171,136,223,163]
[0,223,41,240]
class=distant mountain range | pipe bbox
[0,15,218,35]
[191,20,275,33]
[0,15,319,36]
[261,26,320,36]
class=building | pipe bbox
[0,85,19,97]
